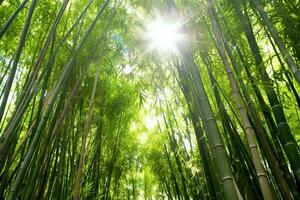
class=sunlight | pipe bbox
[146,16,185,53]
[123,64,133,74]
[144,115,157,130]
[139,132,148,144]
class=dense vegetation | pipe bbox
[0,0,299,199]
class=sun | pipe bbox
[145,16,185,53]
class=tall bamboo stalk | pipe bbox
[207,1,274,199]
[249,0,300,84]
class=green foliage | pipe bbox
[0,0,299,199]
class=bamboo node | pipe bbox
[249,144,257,149]
[284,142,295,147]
[221,176,233,182]
[256,172,267,178]
[278,122,288,127]
[271,104,282,109]
[213,143,224,149]
[205,117,214,122]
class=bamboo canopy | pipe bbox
[0,0,299,199]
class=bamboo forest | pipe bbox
[1,0,300,199]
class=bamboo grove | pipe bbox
[0,0,299,199]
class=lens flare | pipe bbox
[146,16,185,53]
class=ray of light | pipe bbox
[145,15,185,53]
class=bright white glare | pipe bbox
[144,115,157,130]
[123,64,133,74]
[139,133,148,144]
[146,16,185,53]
